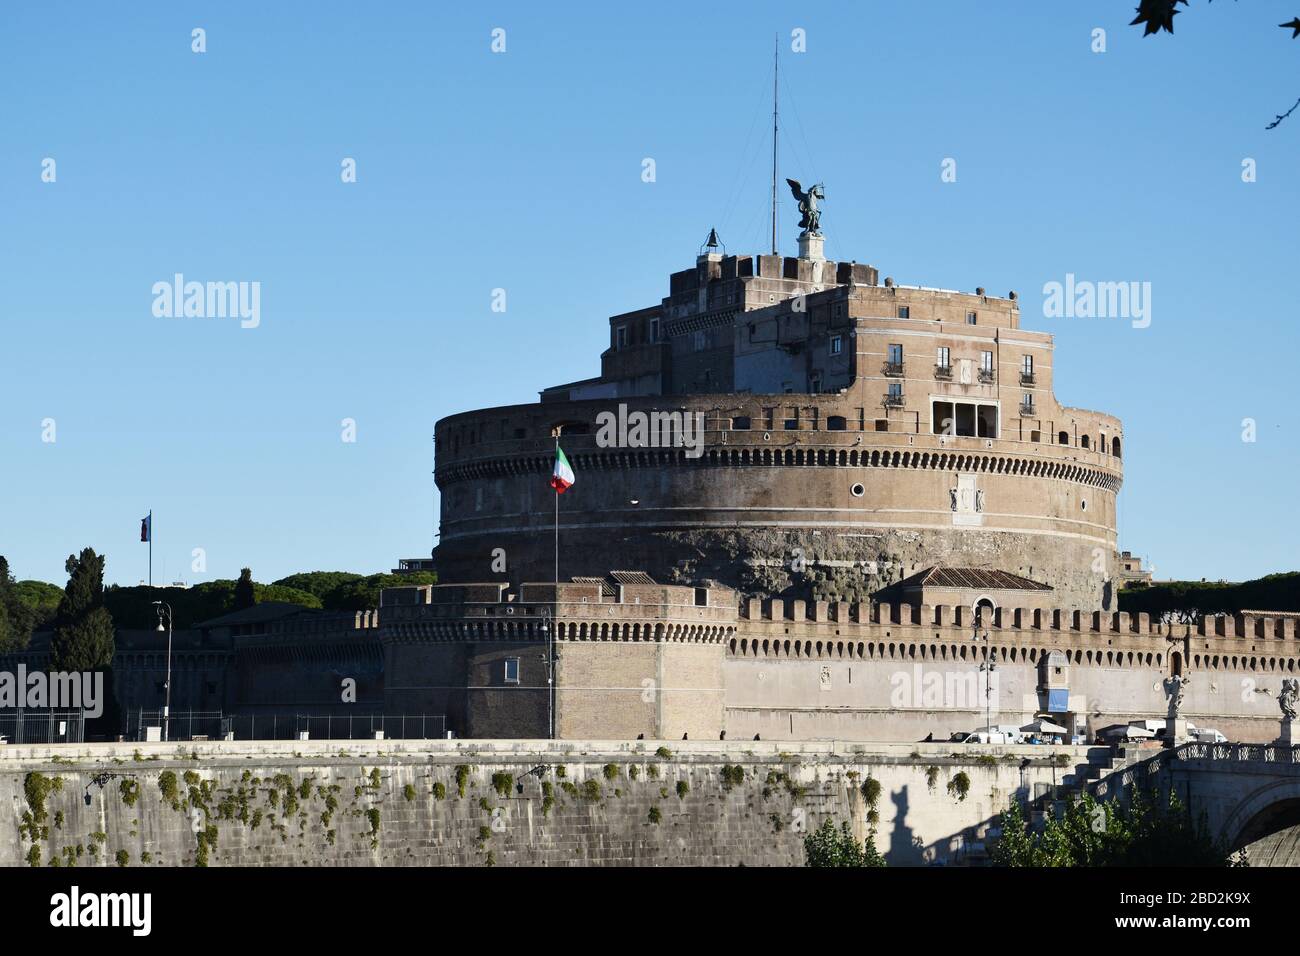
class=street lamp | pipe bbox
[152,601,173,742]
[973,604,996,739]
[537,605,554,739]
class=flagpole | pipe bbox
[148,509,152,590]
[552,435,559,741]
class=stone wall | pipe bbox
[0,739,1085,868]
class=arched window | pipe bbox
[1112,437,1122,459]
[826,415,847,431]
[1058,431,1069,445]
[1080,435,1090,450]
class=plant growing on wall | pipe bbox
[947,772,971,802]
[455,765,471,798]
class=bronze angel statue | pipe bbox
[786,178,825,235]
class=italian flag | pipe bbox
[550,444,575,494]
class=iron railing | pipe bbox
[0,710,85,744]
[934,364,953,380]
[129,709,447,742]
[978,368,995,384]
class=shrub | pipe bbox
[655,747,673,759]
[433,781,447,800]
[455,765,471,798]
[602,763,619,780]
[721,764,745,789]
[403,784,416,802]
[582,779,602,802]
[648,806,662,824]
[676,780,690,799]
[492,771,514,797]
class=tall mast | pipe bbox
[771,35,779,256]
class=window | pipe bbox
[693,330,707,351]
[1021,393,1034,413]
[887,383,903,403]
[1022,355,1034,375]
[810,372,822,393]
[649,318,659,343]
[1081,435,1090,449]
[897,306,910,319]
[981,351,993,372]
[966,311,977,325]
[888,343,903,364]
[827,415,847,431]
[615,326,627,350]
[1113,437,1122,458]
[931,400,999,439]
[936,347,950,368]
[731,415,751,430]
[1058,430,1069,445]
[830,334,843,355]
[504,658,520,683]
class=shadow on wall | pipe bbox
[888,786,921,864]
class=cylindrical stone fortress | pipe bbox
[433,246,1124,611]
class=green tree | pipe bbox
[0,558,58,653]
[992,791,1237,867]
[233,568,256,610]
[49,549,115,671]
[803,819,886,868]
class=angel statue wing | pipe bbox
[785,178,806,202]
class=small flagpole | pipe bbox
[148,509,153,590]
[552,435,560,741]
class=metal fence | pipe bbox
[129,710,446,742]
[0,710,85,744]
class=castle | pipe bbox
[383,221,1297,744]
[14,220,1291,748]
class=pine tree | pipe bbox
[49,548,115,671]
[233,568,256,610]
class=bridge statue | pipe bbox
[786,178,825,236]
[1279,678,1299,720]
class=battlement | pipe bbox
[736,598,1300,643]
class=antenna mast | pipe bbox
[770,35,779,256]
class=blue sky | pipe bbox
[2,1,1297,587]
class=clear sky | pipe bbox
[2,1,1297,588]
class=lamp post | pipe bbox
[152,601,173,742]
[538,605,554,739]
[974,605,996,739]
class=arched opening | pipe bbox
[1080,434,1091,450]
[1171,651,1183,678]
[1058,431,1069,445]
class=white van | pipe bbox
[1191,728,1227,744]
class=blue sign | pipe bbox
[1047,688,1069,713]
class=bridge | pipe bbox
[1089,742,1300,864]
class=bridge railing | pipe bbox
[1092,742,1300,802]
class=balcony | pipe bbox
[977,368,995,384]
[1020,371,1036,386]
[1019,400,1036,416]
[882,361,905,377]
[934,364,953,381]
[882,392,905,408]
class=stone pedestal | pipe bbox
[1277,717,1298,747]
[798,232,825,261]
